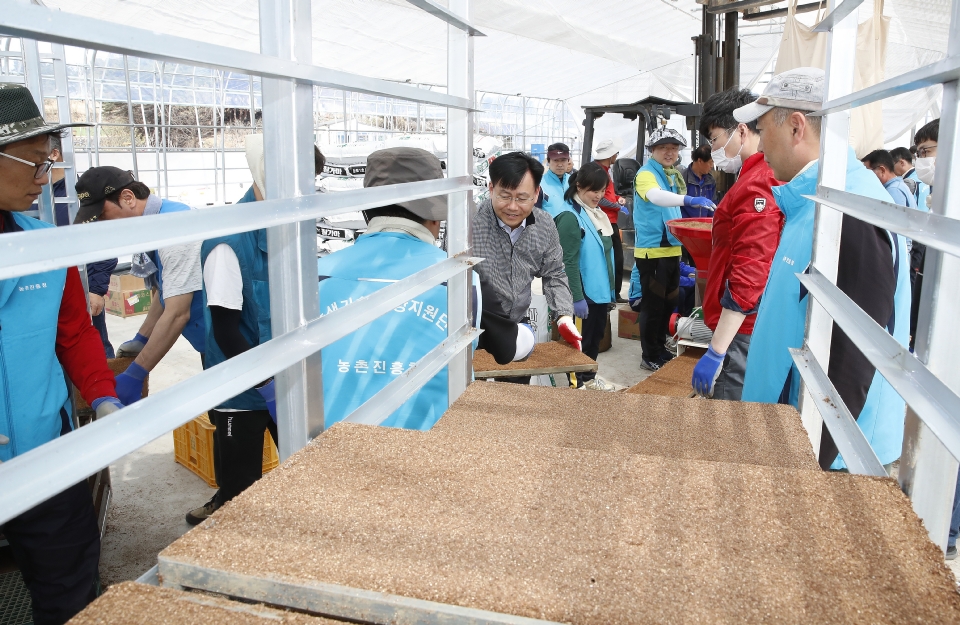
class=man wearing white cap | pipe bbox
[736,67,910,472]
[594,138,629,299]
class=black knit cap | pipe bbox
[0,84,91,147]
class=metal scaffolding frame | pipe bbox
[0,0,478,544]
[0,37,578,208]
[792,0,960,550]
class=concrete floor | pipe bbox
[100,314,214,586]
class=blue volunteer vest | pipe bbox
[905,170,930,212]
[632,159,682,250]
[200,188,271,410]
[540,188,615,305]
[540,170,570,217]
[742,149,911,465]
[149,199,206,353]
[317,231,449,430]
[0,213,72,460]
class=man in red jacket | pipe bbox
[691,88,784,400]
[593,138,628,300]
[0,84,120,625]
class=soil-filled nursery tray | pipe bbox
[625,349,702,397]
[159,425,960,625]
[432,382,818,470]
[473,341,597,378]
[67,581,347,624]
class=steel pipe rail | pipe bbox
[807,187,960,258]
[811,54,960,117]
[158,559,560,625]
[797,268,960,461]
[0,177,473,282]
[344,325,481,426]
[789,346,887,476]
[812,0,866,32]
[403,0,486,36]
[0,255,478,526]
[0,2,472,110]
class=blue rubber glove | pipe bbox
[115,361,148,405]
[257,379,277,424]
[683,196,717,212]
[692,345,726,397]
[117,332,149,357]
[619,203,630,215]
[572,299,589,319]
[91,396,124,419]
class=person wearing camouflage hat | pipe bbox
[0,84,119,624]
[632,125,716,371]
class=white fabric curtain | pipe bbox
[775,0,889,157]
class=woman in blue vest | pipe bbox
[632,127,715,371]
[542,162,616,391]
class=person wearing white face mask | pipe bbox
[690,88,785,400]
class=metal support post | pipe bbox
[797,0,857,454]
[899,0,960,551]
[20,38,55,224]
[446,0,474,405]
[260,0,324,460]
[722,12,739,91]
[699,8,717,104]
[581,112,595,165]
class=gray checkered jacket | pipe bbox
[471,199,573,323]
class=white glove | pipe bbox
[513,323,536,361]
[557,315,582,351]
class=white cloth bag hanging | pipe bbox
[775,0,889,157]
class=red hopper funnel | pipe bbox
[667,218,713,279]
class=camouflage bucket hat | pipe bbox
[0,84,92,147]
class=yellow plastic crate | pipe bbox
[173,413,279,488]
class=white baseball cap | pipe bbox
[733,67,826,124]
[594,138,622,160]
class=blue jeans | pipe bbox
[91,311,115,359]
[949,465,960,548]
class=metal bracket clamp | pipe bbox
[789,346,887,476]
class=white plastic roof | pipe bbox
[43,0,950,145]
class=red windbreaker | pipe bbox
[703,152,784,334]
[598,163,620,223]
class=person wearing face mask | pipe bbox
[544,162,617,391]
[633,127,716,371]
[690,89,784,399]
[910,120,938,353]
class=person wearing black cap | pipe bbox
[74,166,206,406]
[316,147,487,427]
[0,84,121,624]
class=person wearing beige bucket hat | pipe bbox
[316,147,480,429]
[0,84,119,623]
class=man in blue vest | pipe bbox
[317,147,480,428]
[74,167,206,406]
[0,84,122,625]
[737,67,910,472]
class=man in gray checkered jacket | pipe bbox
[472,152,581,366]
